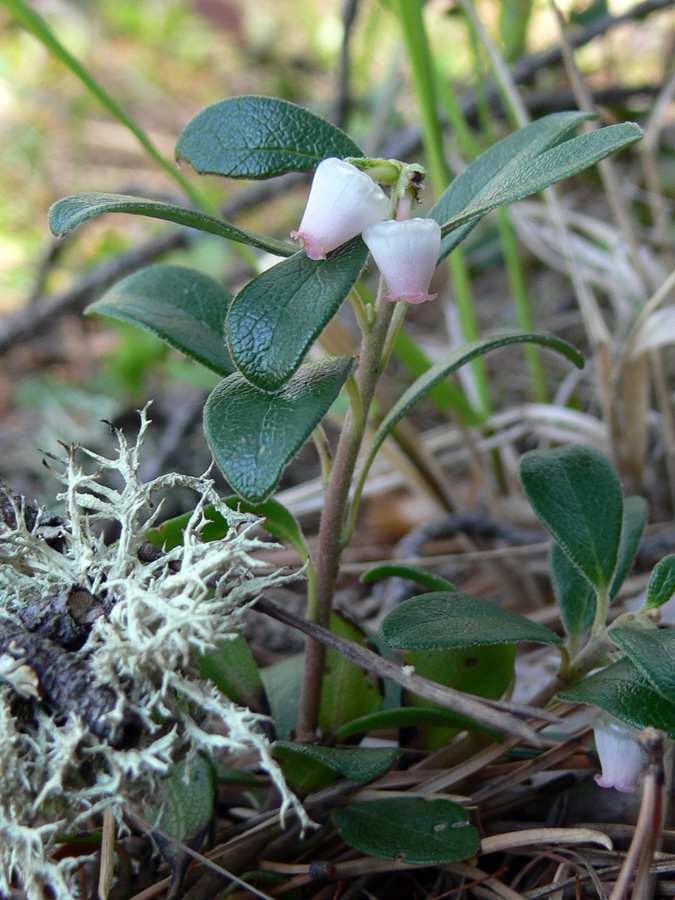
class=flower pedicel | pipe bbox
[291,157,390,260]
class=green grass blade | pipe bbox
[2,0,210,211]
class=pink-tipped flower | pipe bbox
[362,217,442,304]
[291,158,390,260]
[593,711,645,792]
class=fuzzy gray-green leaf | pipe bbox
[558,656,675,738]
[610,495,648,601]
[644,555,675,611]
[551,542,596,638]
[380,591,562,649]
[610,625,675,701]
[519,444,623,593]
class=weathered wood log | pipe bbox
[0,616,142,749]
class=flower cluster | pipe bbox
[292,157,441,304]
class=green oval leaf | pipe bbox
[204,356,354,503]
[147,505,230,551]
[644,555,675,611]
[431,111,594,261]
[435,120,642,256]
[198,633,269,715]
[366,333,583,477]
[260,654,304,740]
[610,495,648,601]
[226,238,368,391]
[231,497,310,562]
[176,95,364,179]
[519,444,623,593]
[361,564,456,593]
[320,612,384,735]
[558,656,675,738]
[609,625,675,701]
[405,644,515,750]
[332,798,480,864]
[551,542,596,639]
[49,192,295,257]
[148,497,309,564]
[145,755,217,879]
[87,265,235,376]
[273,742,401,783]
[380,591,562,649]
[215,762,263,786]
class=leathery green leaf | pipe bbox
[204,356,354,503]
[431,111,594,261]
[176,95,363,178]
[404,643,516,750]
[87,265,235,376]
[198,633,269,715]
[144,755,217,880]
[365,333,583,478]
[610,495,648,601]
[320,612,384,735]
[49,192,294,257]
[436,121,642,255]
[273,742,401,783]
[644,555,675,611]
[551,542,596,639]
[335,706,500,742]
[361,563,456,593]
[148,497,309,563]
[332,797,480,864]
[226,238,367,391]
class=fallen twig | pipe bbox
[253,596,560,745]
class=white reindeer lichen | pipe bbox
[0,408,306,898]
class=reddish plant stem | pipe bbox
[296,289,395,740]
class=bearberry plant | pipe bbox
[12,93,675,896]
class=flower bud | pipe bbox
[291,158,390,260]
[362,217,441,304]
[593,711,645,792]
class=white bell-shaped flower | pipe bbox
[593,711,645,792]
[291,158,390,260]
[362,217,441,304]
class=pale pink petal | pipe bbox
[593,711,645,792]
[291,158,390,259]
[362,218,441,303]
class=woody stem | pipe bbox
[296,280,395,740]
